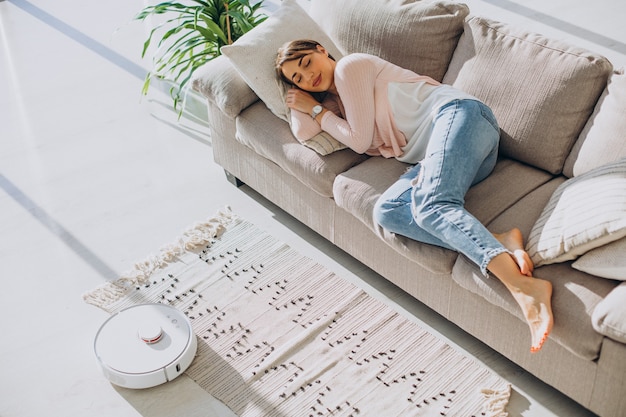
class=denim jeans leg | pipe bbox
[410,100,506,275]
[373,164,454,249]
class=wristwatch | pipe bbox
[311,104,323,119]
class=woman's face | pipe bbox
[281,45,336,93]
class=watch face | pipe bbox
[312,105,323,118]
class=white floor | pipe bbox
[1,0,624,416]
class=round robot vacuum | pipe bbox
[94,303,197,389]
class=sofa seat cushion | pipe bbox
[443,16,612,174]
[235,102,368,197]
[310,0,469,82]
[455,177,619,359]
[463,158,554,227]
[333,157,458,274]
[452,255,617,360]
[334,157,552,275]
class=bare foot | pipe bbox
[505,277,554,353]
[488,250,554,352]
[494,228,534,276]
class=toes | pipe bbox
[530,330,550,353]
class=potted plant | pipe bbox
[135,0,267,114]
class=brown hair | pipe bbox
[275,39,335,86]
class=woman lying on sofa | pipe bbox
[276,39,554,353]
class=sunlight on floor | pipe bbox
[1,1,623,416]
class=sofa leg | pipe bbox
[224,169,245,187]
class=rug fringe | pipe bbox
[82,207,236,309]
[481,383,512,417]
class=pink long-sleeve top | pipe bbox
[289,53,441,158]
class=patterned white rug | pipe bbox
[84,208,510,417]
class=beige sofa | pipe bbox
[192,1,626,415]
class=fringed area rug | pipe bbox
[84,208,511,417]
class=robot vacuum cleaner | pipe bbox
[94,303,197,389]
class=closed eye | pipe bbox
[291,55,311,84]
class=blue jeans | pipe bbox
[373,99,507,275]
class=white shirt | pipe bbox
[388,82,477,164]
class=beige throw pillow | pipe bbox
[572,238,626,280]
[191,55,258,119]
[526,158,626,267]
[442,17,612,174]
[220,0,346,155]
[309,0,469,82]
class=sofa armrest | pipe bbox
[191,55,259,119]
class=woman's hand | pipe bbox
[285,88,319,115]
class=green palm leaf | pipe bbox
[135,0,267,116]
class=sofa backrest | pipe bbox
[309,0,469,82]
[442,17,613,174]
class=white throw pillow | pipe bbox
[220,0,346,155]
[592,282,626,343]
[526,158,626,267]
[564,69,626,177]
[573,238,626,280]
